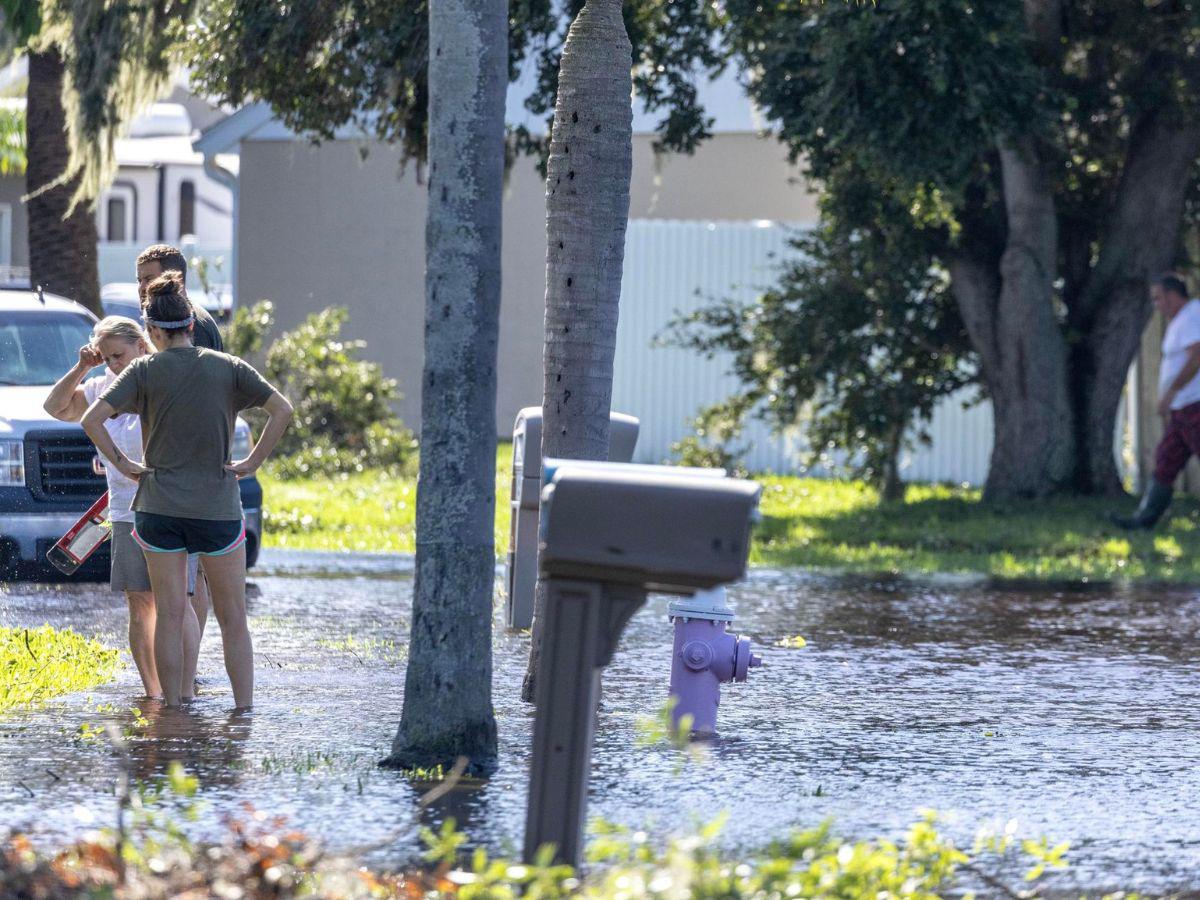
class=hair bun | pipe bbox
[146,270,185,297]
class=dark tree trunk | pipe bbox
[521,0,633,702]
[1070,114,1200,495]
[951,138,1075,500]
[26,48,100,316]
[383,0,505,775]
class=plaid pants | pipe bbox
[1154,400,1200,485]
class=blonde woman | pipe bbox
[44,316,202,700]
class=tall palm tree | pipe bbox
[26,46,100,314]
[522,0,633,701]
[383,0,505,774]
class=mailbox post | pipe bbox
[524,462,761,867]
[505,407,639,629]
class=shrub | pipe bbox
[0,626,119,711]
[223,302,417,479]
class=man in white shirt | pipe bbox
[1112,273,1200,529]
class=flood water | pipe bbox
[1,550,1198,893]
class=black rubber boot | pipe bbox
[1110,480,1173,530]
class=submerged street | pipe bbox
[1,550,1197,893]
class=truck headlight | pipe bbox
[232,419,253,460]
[0,439,24,486]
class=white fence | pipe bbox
[611,219,995,484]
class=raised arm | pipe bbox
[81,398,151,481]
[43,345,102,421]
[226,391,294,478]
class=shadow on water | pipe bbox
[2,549,1199,892]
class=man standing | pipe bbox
[1112,273,1200,530]
[135,244,223,351]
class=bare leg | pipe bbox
[125,590,161,698]
[200,545,253,709]
[143,551,189,707]
[181,600,200,702]
[190,567,210,640]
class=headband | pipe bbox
[146,315,194,330]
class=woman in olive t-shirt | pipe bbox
[82,273,293,709]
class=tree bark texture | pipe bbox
[521,0,633,702]
[26,48,100,316]
[384,0,505,775]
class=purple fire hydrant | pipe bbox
[668,586,761,736]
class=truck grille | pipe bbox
[27,430,107,503]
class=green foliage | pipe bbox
[0,625,119,711]
[227,303,416,479]
[668,208,973,499]
[670,399,750,476]
[33,0,198,208]
[220,298,274,363]
[184,0,726,167]
[0,102,25,175]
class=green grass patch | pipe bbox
[261,445,1200,582]
[0,626,120,712]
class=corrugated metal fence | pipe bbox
[611,219,995,484]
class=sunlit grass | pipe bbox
[261,445,1200,582]
[0,626,120,712]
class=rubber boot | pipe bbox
[1109,480,1173,530]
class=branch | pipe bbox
[1075,110,1200,327]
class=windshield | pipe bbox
[0,311,96,386]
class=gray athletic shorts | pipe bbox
[110,521,151,593]
[111,521,201,595]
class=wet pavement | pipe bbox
[1,549,1199,893]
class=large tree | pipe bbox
[381,0,506,774]
[25,45,99,313]
[722,0,1200,499]
[667,166,975,502]
[2,0,194,314]
[520,0,634,702]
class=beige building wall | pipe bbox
[236,132,817,434]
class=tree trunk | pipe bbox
[880,424,906,503]
[952,137,1075,500]
[383,0,505,775]
[521,0,632,702]
[1070,115,1200,495]
[26,48,100,316]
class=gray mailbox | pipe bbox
[505,407,639,629]
[523,461,761,867]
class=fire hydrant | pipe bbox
[668,586,761,736]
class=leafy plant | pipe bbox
[0,625,118,712]
[222,302,417,479]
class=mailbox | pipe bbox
[523,461,761,867]
[505,407,639,629]
[538,465,759,593]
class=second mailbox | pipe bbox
[505,407,639,629]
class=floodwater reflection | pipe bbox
[0,551,1197,893]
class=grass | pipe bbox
[0,625,120,712]
[259,445,1200,582]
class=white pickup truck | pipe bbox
[0,289,262,577]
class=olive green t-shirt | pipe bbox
[101,346,275,520]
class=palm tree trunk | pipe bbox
[382,0,505,775]
[26,48,100,315]
[522,0,633,701]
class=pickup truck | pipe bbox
[0,289,262,578]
